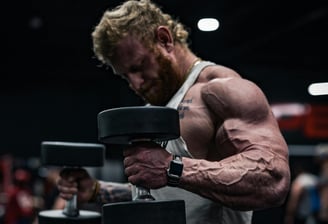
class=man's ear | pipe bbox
[155,26,174,52]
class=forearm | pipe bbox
[93,181,132,204]
[179,149,290,210]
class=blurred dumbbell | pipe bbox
[38,141,105,224]
[98,106,186,224]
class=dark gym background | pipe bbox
[1,0,327,223]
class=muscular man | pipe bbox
[57,0,290,223]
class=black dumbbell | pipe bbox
[38,141,105,224]
[98,106,186,224]
[98,105,179,200]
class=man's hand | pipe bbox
[57,168,95,203]
[123,142,172,189]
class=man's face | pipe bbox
[111,36,183,105]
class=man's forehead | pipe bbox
[116,35,145,53]
[111,36,151,74]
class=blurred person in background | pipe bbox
[4,168,35,224]
[284,161,320,224]
[0,171,5,224]
[285,145,328,224]
[315,145,328,224]
[39,168,66,211]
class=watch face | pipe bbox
[167,156,184,187]
[170,160,183,176]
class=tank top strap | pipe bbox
[166,61,215,109]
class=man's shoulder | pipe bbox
[199,75,270,120]
[199,63,241,80]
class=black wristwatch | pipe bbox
[167,155,184,187]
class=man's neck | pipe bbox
[174,46,200,80]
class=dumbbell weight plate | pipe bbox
[102,200,186,224]
[38,210,102,224]
[98,106,180,145]
[41,141,105,167]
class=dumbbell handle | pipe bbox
[129,139,158,201]
[63,194,79,217]
[133,185,155,201]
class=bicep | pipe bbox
[200,77,285,156]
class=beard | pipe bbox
[141,51,184,106]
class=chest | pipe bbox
[177,84,216,158]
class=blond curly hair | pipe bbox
[92,0,189,65]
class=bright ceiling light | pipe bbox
[271,103,309,118]
[308,82,328,96]
[197,18,219,32]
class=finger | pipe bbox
[127,173,149,188]
[127,175,138,186]
[57,175,78,186]
[123,156,134,167]
[125,162,143,175]
[59,192,75,200]
[124,165,138,177]
[58,181,78,192]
